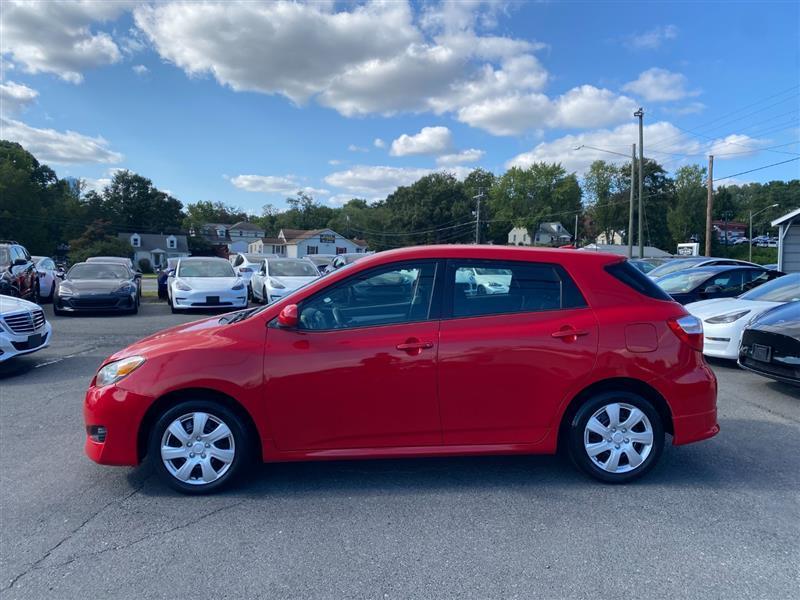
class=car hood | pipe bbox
[271,276,318,290]
[176,277,239,291]
[106,314,228,363]
[62,279,129,293]
[0,294,40,314]
[685,298,780,320]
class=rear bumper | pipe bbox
[84,384,152,465]
[672,407,720,445]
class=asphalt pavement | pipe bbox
[1,303,798,600]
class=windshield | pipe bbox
[178,260,235,278]
[269,260,319,277]
[68,264,130,280]
[307,256,332,266]
[740,273,800,302]
[649,259,705,279]
[657,271,713,294]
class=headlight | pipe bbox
[268,277,285,289]
[114,283,134,295]
[705,310,751,324]
[58,285,76,296]
[175,280,192,291]
[95,356,145,388]
[232,280,245,291]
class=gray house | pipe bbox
[772,207,800,273]
[198,221,266,254]
[118,232,190,270]
[507,222,572,246]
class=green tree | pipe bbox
[67,219,133,263]
[98,170,184,233]
[183,200,248,233]
[584,160,627,245]
[668,165,707,245]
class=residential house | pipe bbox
[197,221,266,254]
[771,207,800,273]
[595,230,624,245]
[118,232,190,270]
[249,228,368,257]
[507,222,572,246]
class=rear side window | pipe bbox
[605,261,672,301]
[447,260,586,319]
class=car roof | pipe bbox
[665,264,760,276]
[335,245,625,268]
[180,256,228,261]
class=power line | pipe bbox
[714,157,800,183]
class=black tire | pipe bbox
[44,279,55,303]
[31,282,41,305]
[567,391,664,484]
[149,399,252,494]
[262,286,268,305]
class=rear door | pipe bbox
[437,259,598,445]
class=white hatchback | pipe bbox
[250,257,320,304]
[168,257,248,313]
[0,295,52,362]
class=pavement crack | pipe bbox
[3,477,150,591]
[32,501,246,574]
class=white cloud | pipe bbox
[664,102,706,116]
[1,118,123,164]
[348,144,369,152]
[390,126,452,156]
[373,137,386,148]
[132,1,558,135]
[0,80,38,116]
[625,25,678,50]
[457,85,638,136]
[436,148,485,166]
[328,159,345,165]
[506,121,766,174]
[132,64,149,76]
[229,174,328,197]
[324,163,474,200]
[623,68,700,102]
[1,0,130,83]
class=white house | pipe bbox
[118,232,190,270]
[772,207,800,273]
[249,228,368,257]
[507,222,572,246]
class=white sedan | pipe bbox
[251,257,320,304]
[0,295,52,362]
[168,257,248,313]
[686,272,799,359]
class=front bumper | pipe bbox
[0,323,52,362]
[172,288,247,309]
[56,293,136,312]
[84,384,152,466]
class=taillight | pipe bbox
[668,315,704,352]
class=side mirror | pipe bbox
[277,304,299,328]
[12,258,26,267]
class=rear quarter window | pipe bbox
[605,260,673,301]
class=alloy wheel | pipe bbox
[160,412,236,485]
[582,402,654,474]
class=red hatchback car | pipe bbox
[85,246,719,493]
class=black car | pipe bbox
[0,241,39,302]
[739,301,800,385]
[54,262,139,315]
[656,265,783,304]
[157,258,180,300]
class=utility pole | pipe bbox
[628,143,635,258]
[634,108,644,259]
[574,213,579,248]
[705,155,714,256]
[473,192,484,244]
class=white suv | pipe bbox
[0,295,52,362]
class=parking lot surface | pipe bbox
[1,304,798,600]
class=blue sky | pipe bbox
[1,1,798,215]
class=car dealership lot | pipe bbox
[1,304,798,600]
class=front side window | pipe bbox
[708,270,745,293]
[448,260,586,319]
[298,262,437,330]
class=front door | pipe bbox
[437,259,599,445]
[263,260,442,450]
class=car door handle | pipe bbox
[551,327,589,339]
[396,340,434,352]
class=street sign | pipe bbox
[677,243,699,256]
